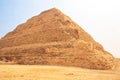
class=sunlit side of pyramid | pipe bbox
[0,8,114,70]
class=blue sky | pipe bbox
[0,0,120,57]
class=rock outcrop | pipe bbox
[0,8,114,69]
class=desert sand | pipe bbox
[0,64,120,80]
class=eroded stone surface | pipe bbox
[0,8,114,69]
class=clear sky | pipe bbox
[0,0,120,58]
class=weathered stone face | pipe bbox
[0,8,114,70]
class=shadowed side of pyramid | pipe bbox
[0,8,114,70]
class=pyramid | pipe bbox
[0,8,114,69]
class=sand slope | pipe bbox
[0,65,120,80]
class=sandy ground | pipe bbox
[0,64,120,80]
